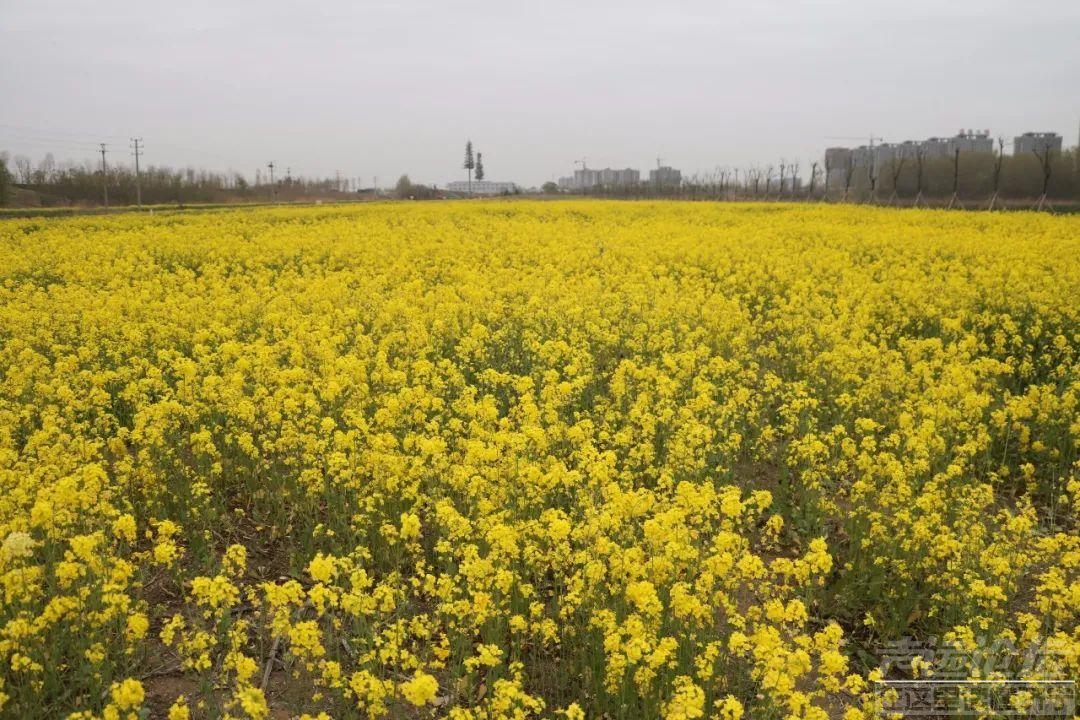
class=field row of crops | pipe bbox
[0,202,1077,719]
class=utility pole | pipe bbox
[267,162,275,202]
[99,143,109,208]
[130,138,143,209]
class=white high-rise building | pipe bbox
[648,166,682,187]
[561,167,640,189]
[1014,132,1062,157]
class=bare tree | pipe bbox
[1033,144,1054,211]
[948,148,960,209]
[866,157,878,204]
[988,136,1005,210]
[0,153,10,206]
[14,155,31,185]
[842,155,855,203]
[808,161,820,199]
[789,161,800,198]
[913,147,926,207]
[35,153,57,185]
[887,154,906,204]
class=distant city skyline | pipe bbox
[2,0,1078,187]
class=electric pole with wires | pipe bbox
[99,143,109,208]
[130,138,143,208]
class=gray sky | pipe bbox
[2,0,1078,187]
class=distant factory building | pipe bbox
[446,180,519,195]
[1013,132,1062,157]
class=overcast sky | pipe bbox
[2,0,1078,187]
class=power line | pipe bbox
[0,128,237,169]
[0,134,105,152]
[0,135,101,149]
[0,122,127,141]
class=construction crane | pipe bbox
[574,158,587,170]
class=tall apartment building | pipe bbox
[830,130,994,170]
[558,166,641,190]
[919,137,950,158]
[851,146,875,168]
[919,130,993,158]
[866,141,923,170]
[825,147,852,170]
[1013,132,1062,157]
[953,129,993,153]
[600,168,640,186]
[649,166,682,187]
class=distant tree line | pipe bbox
[7,145,1077,210]
[0,154,10,206]
[0,151,366,207]
[394,175,439,200]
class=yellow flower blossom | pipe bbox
[400,670,439,706]
[0,202,1076,720]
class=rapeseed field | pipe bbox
[0,201,1076,719]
